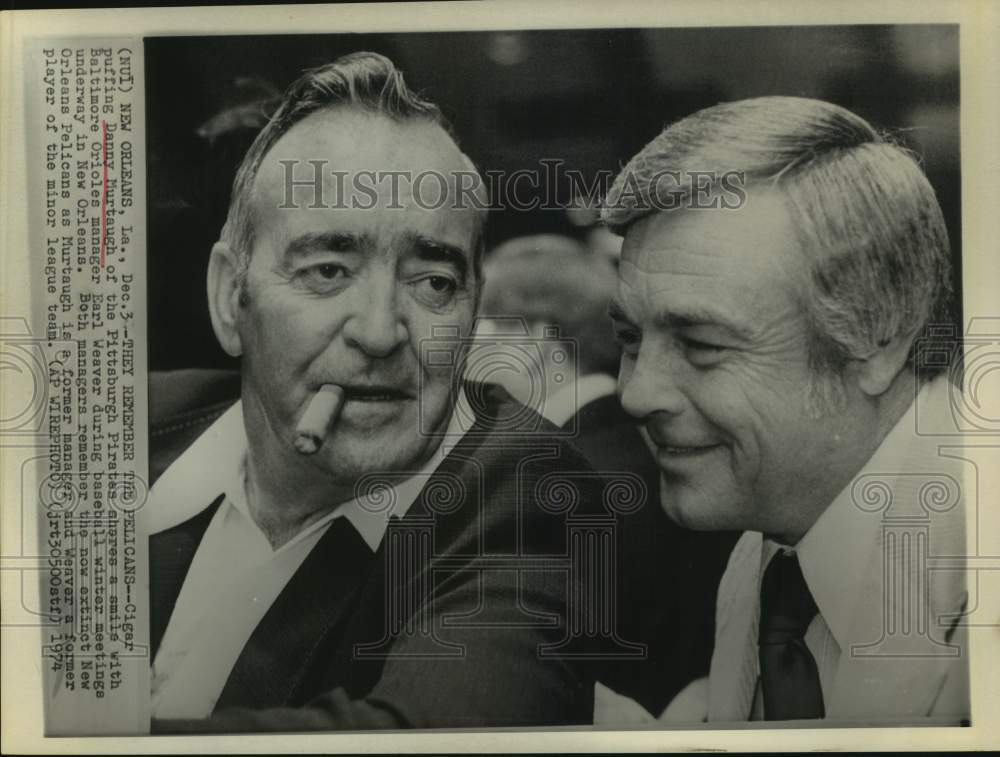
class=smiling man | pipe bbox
[601,97,968,724]
[146,52,601,731]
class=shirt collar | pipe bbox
[763,375,950,648]
[149,388,474,551]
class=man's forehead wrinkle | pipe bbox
[617,259,756,333]
[284,230,370,257]
[623,232,728,262]
[616,256,649,281]
[620,247,733,282]
[258,195,476,256]
[627,236,797,290]
[408,229,464,251]
[646,283,750,323]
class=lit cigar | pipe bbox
[293,384,345,455]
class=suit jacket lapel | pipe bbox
[214,516,376,710]
[149,495,224,658]
[708,532,761,722]
[828,397,969,722]
[828,522,967,720]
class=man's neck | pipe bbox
[243,446,355,550]
[246,461,350,550]
[771,370,919,546]
[246,455,350,549]
[872,370,920,442]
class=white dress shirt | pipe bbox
[708,375,967,723]
[149,394,473,719]
[747,530,874,718]
[594,375,968,724]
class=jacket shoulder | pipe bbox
[149,369,240,484]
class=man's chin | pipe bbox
[312,434,437,484]
[659,496,698,530]
[658,478,741,532]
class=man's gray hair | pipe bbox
[221,51,487,286]
[602,96,954,383]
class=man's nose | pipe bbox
[340,277,408,358]
[619,344,688,420]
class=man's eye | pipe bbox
[683,337,726,363]
[411,275,458,307]
[613,326,641,353]
[427,275,455,292]
[298,263,349,293]
[314,264,342,280]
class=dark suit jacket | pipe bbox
[149,371,606,732]
[564,389,739,716]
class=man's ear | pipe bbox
[207,241,244,357]
[852,328,918,398]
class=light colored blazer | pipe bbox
[708,375,969,725]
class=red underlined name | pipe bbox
[100,120,108,270]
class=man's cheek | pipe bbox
[419,367,454,409]
[413,365,454,434]
[414,312,470,370]
[255,300,340,357]
[689,370,743,428]
[691,376,760,475]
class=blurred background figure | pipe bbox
[477,234,619,426]
[476,233,739,718]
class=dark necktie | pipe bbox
[758,550,825,720]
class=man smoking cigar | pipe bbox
[146,52,604,731]
[293,384,345,455]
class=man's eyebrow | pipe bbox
[608,299,635,325]
[283,231,366,262]
[658,307,753,340]
[609,298,752,340]
[408,234,469,281]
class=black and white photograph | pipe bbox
[143,24,968,731]
[2,1,998,752]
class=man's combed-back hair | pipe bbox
[602,96,954,383]
[221,51,483,282]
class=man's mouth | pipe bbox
[340,385,415,402]
[646,428,722,459]
[656,443,721,456]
